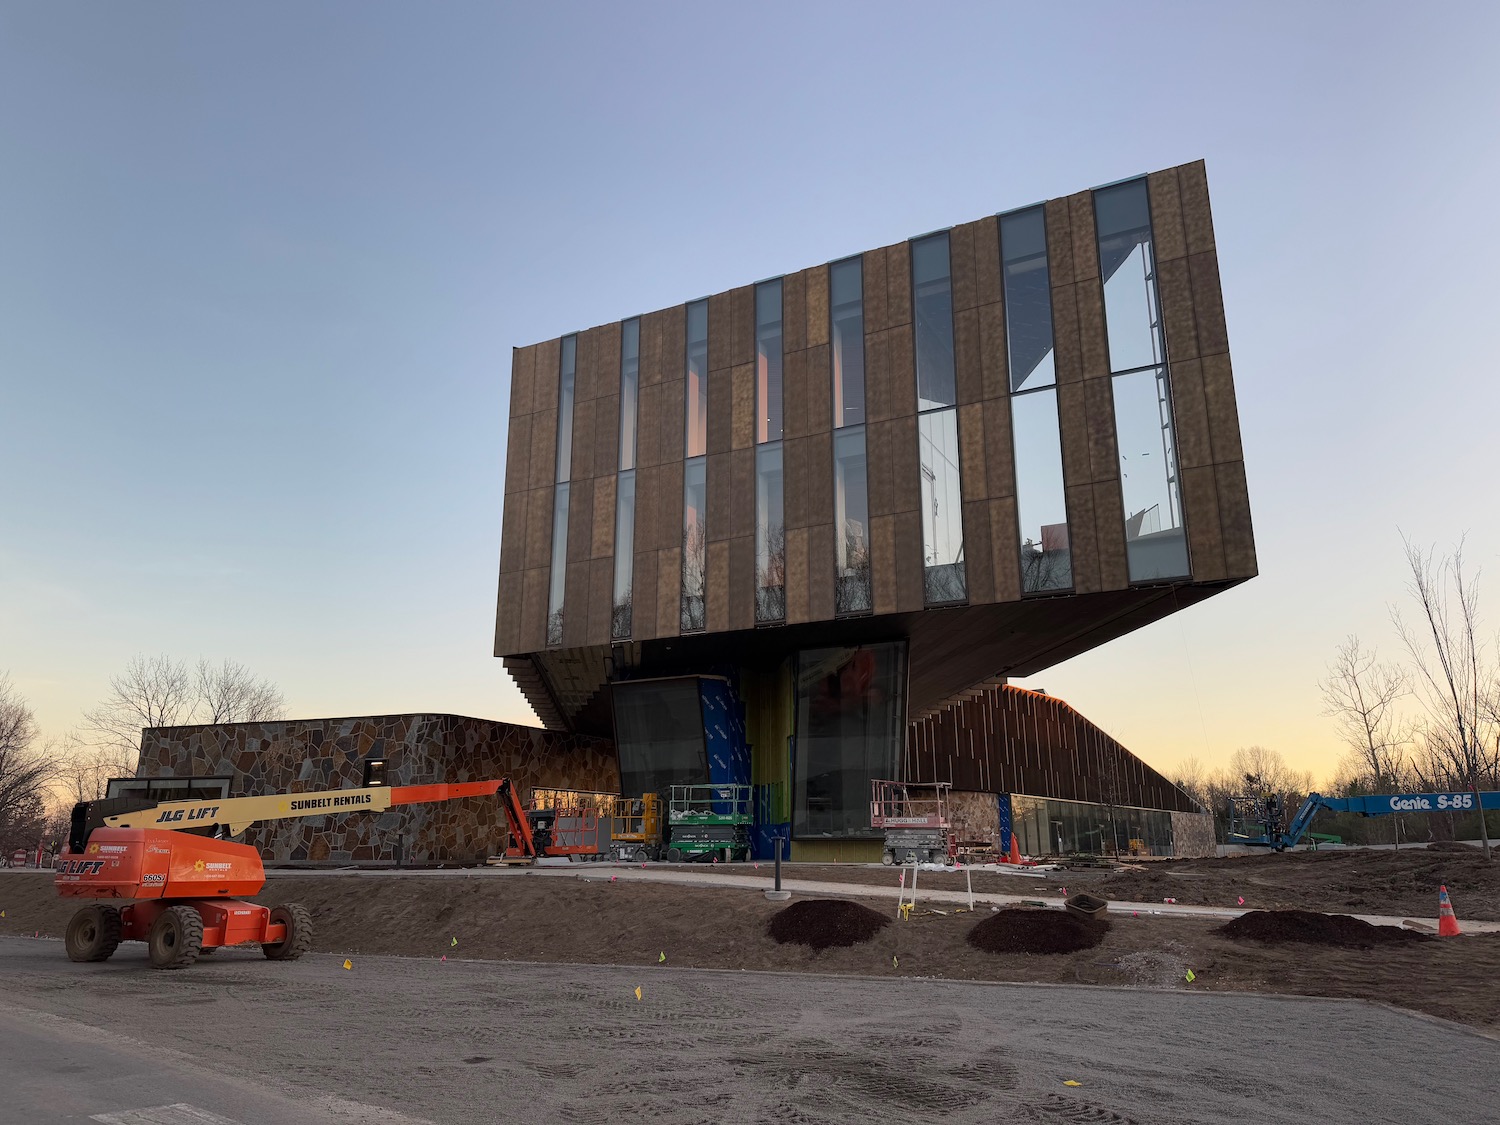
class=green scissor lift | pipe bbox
[665,784,752,862]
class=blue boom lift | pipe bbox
[1228,789,1500,850]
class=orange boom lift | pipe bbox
[56,760,503,969]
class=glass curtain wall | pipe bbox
[612,320,640,639]
[1094,180,1190,581]
[829,257,871,613]
[1001,208,1072,593]
[1010,795,1174,858]
[755,280,785,621]
[792,642,906,837]
[911,234,965,604]
[681,302,709,631]
[546,335,577,646]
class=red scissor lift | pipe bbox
[870,779,957,867]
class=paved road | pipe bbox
[1,936,1493,1124]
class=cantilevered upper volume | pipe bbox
[496,160,1253,740]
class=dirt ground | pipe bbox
[717,844,1500,920]
[6,861,1499,1034]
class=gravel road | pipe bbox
[1,936,1492,1124]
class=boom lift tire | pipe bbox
[65,904,122,963]
[148,905,204,969]
[262,902,313,961]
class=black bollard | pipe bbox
[774,835,783,891]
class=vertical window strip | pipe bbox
[547,336,577,645]
[681,456,707,632]
[830,257,865,429]
[911,233,965,604]
[756,280,784,444]
[613,320,640,638]
[755,280,785,623]
[685,300,708,458]
[1001,208,1071,594]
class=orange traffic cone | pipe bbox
[1008,832,1022,865]
[1438,885,1462,937]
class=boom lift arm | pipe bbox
[1229,790,1500,850]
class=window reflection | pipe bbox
[556,335,576,482]
[1000,208,1055,393]
[1112,367,1189,580]
[613,679,709,798]
[546,482,569,646]
[833,427,871,614]
[612,470,635,639]
[912,234,956,411]
[681,456,707,631]
[756,280,783,443]
[1011,389,1072,592]
[793,643,906,838]
[1094,180,1163,374]
[918,409,966,604]
[685,300,708,457]
[619,319,639,471]
[755,442,785,622]
[830,258,865,428]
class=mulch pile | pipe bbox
[1218,909,1430,949]
[967,908,1109,956]
[766,899,891,950]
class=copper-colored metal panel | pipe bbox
[890,413,920,514]
[730,284,755,367]
[632,465,659,554]
[978,301,1009,401]
[639,308,667,387]
[783,436,808,530]
[949,221,978,312]
[635,381,662,469]
[1188,250,1229,356]
[1056,381,1090,488]
[1147,167,1187,262]
[866,418,894,517]
[1156,256,1199,363]
[885,240,912,327]
[953,307,982,405]
[731,362,756,449]
[661,303,686,381]
[958,402,987,504]
[505,414,531,496]
[894,509,925,612]
[1201,352,1244,464]
[562,560,591,647]
[1215,459,1257,578]
[659,379,686,467]
[658,459,685,551]
[782,347,807,440]
[972,216,1001,308]
[656,546,682,638]
[1181,464,1227,582]
[1050,283,1081,385]
[1092,479,1128,592]
[1168,358,1212,469]
[707,368,733,455]
[592,473,616,559]
[870,514,896,615]
[785,526,810,624]
[528,407,557,491]
[887,324,916,417]
[708,291,733,372]
[863,247,888,333]
[807,521,835,622]
[632,550,658,641]
[705,451,731,543]
[982,397,1016,500]
[783,270,807,354]
[587,556,614,646]
[962,499,995,604]
[1178,160,1216,255]
[570,398,597,482]
[509,345,536,419]
[706,539,730,632]
[1065,483,1100,594]
[520,567,549,653]
[1044,198,1074,289]
[500,489,528,575]
[806,263,830,347]
[593,394,620,479]
[573,327,597,405]
[494,569,524,656]
[1084,377,1119,484]
[806,429,833,527]
[988,496,1021,603]
[566,477,593,564]
[1068,192,1099,281]
[592,321,622,400]
[533,338,562,413]
[524,485,553,571]
[728,534,755,631]
[864,327,890,423]
[805,343,831,434]
[1076,280,1109,379]
[728,446,755,541]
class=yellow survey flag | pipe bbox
[451,937,458,947]
[634,986,642,1001]
[1063,1080,1081,1087]
[658,951,665,963]
[892,955,898,968]
[1185,969,1196,982]
[343,959,353,970]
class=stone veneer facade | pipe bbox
[136,714,618,866]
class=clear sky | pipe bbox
[3,2,1498,786]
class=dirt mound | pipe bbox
[766,899,890,949]
[1218,909,1429,949]
[968,908,1108,955]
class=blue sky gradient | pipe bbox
[3,2,1498,782]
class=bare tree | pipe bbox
[81,654,193,769]
[52,729,136,804]
[1320,636,1410,792]
[0,674,54,857]
[195,658,286,724]
[1392,537,1497,859]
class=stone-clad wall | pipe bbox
[136,714,618,865]
[1170,810,1217,859]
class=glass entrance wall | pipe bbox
[612,678,710,798]
[1009,794,1174,857]
[792,642,907,838]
